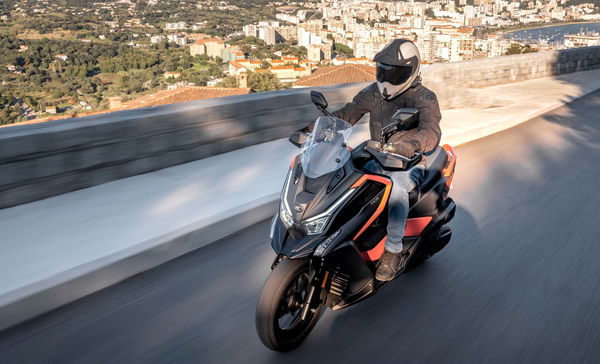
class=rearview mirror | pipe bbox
[392,108,419,123]
[310,91,328,110]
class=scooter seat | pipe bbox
[408,146,448,206]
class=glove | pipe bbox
[385,141,416,157]
[366,140,382,150]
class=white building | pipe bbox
[151,35,166,44]
[165,22,187,30]
[564,32,600,48]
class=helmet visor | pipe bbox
[376,63,413,86]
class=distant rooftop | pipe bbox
[122,86,252,109]
[293,64,375,87]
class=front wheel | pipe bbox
[255,258,324,351]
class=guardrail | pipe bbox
[1,46,599,209]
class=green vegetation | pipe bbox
[218,71,289,91]
[228,36,307,59]
[248,72,288,92]
[505,43,538,55]
[0,34,225,120]
[333,43,354,58]
[0,92,23,125]
[0,0,319,124]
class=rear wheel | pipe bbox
[255,258,324,351]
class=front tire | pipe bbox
[255,258,324,351]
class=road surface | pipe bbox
[1,90,600,364]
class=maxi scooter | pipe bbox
[255,91,457,351]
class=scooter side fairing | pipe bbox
[324,241,376,309]
[403,198,456,265]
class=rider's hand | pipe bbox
[385,141,415,157]
[366,140,382,150]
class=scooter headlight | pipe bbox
[279,206,294,229]
[303,215,330,235]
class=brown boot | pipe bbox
[375,250,409,281]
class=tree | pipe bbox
[424,9,436,18]
[217,76,238,88]
[333,43,354,58]
[505,43,538,55]
[248,72,284,92]
[0,94,21,124]
[506,44,523,55]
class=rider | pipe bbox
[330,39,442,281]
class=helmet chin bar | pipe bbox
[377,81,410,101]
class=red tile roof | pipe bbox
[195,38,225,45]
[229,61,245,69]
[123,86,252,108]
[293,64,375,87]
[269,65,296,70]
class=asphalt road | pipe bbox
[1,90,600,364]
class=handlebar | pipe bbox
[364,144,423,171]
[390,150,423,163]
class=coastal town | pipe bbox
[0,0,599,124]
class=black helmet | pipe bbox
[373,39,421,100]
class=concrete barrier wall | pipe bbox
[1,46,599,209]
[426,46,600,88]
[0,84,366,208]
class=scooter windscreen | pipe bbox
[301,116,352,179]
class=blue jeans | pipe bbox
[363,161,425,253]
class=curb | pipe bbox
[0,194,278,332]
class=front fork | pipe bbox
[271,254,330,321]
[300,256,329,320]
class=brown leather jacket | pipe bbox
[332,82,442,162]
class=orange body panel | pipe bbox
[351,175,392,240]
[441,144,457,194]
[359,217,432,261]
[290,155,297,168]
[361,236,387,261]
[405,216,433,236]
